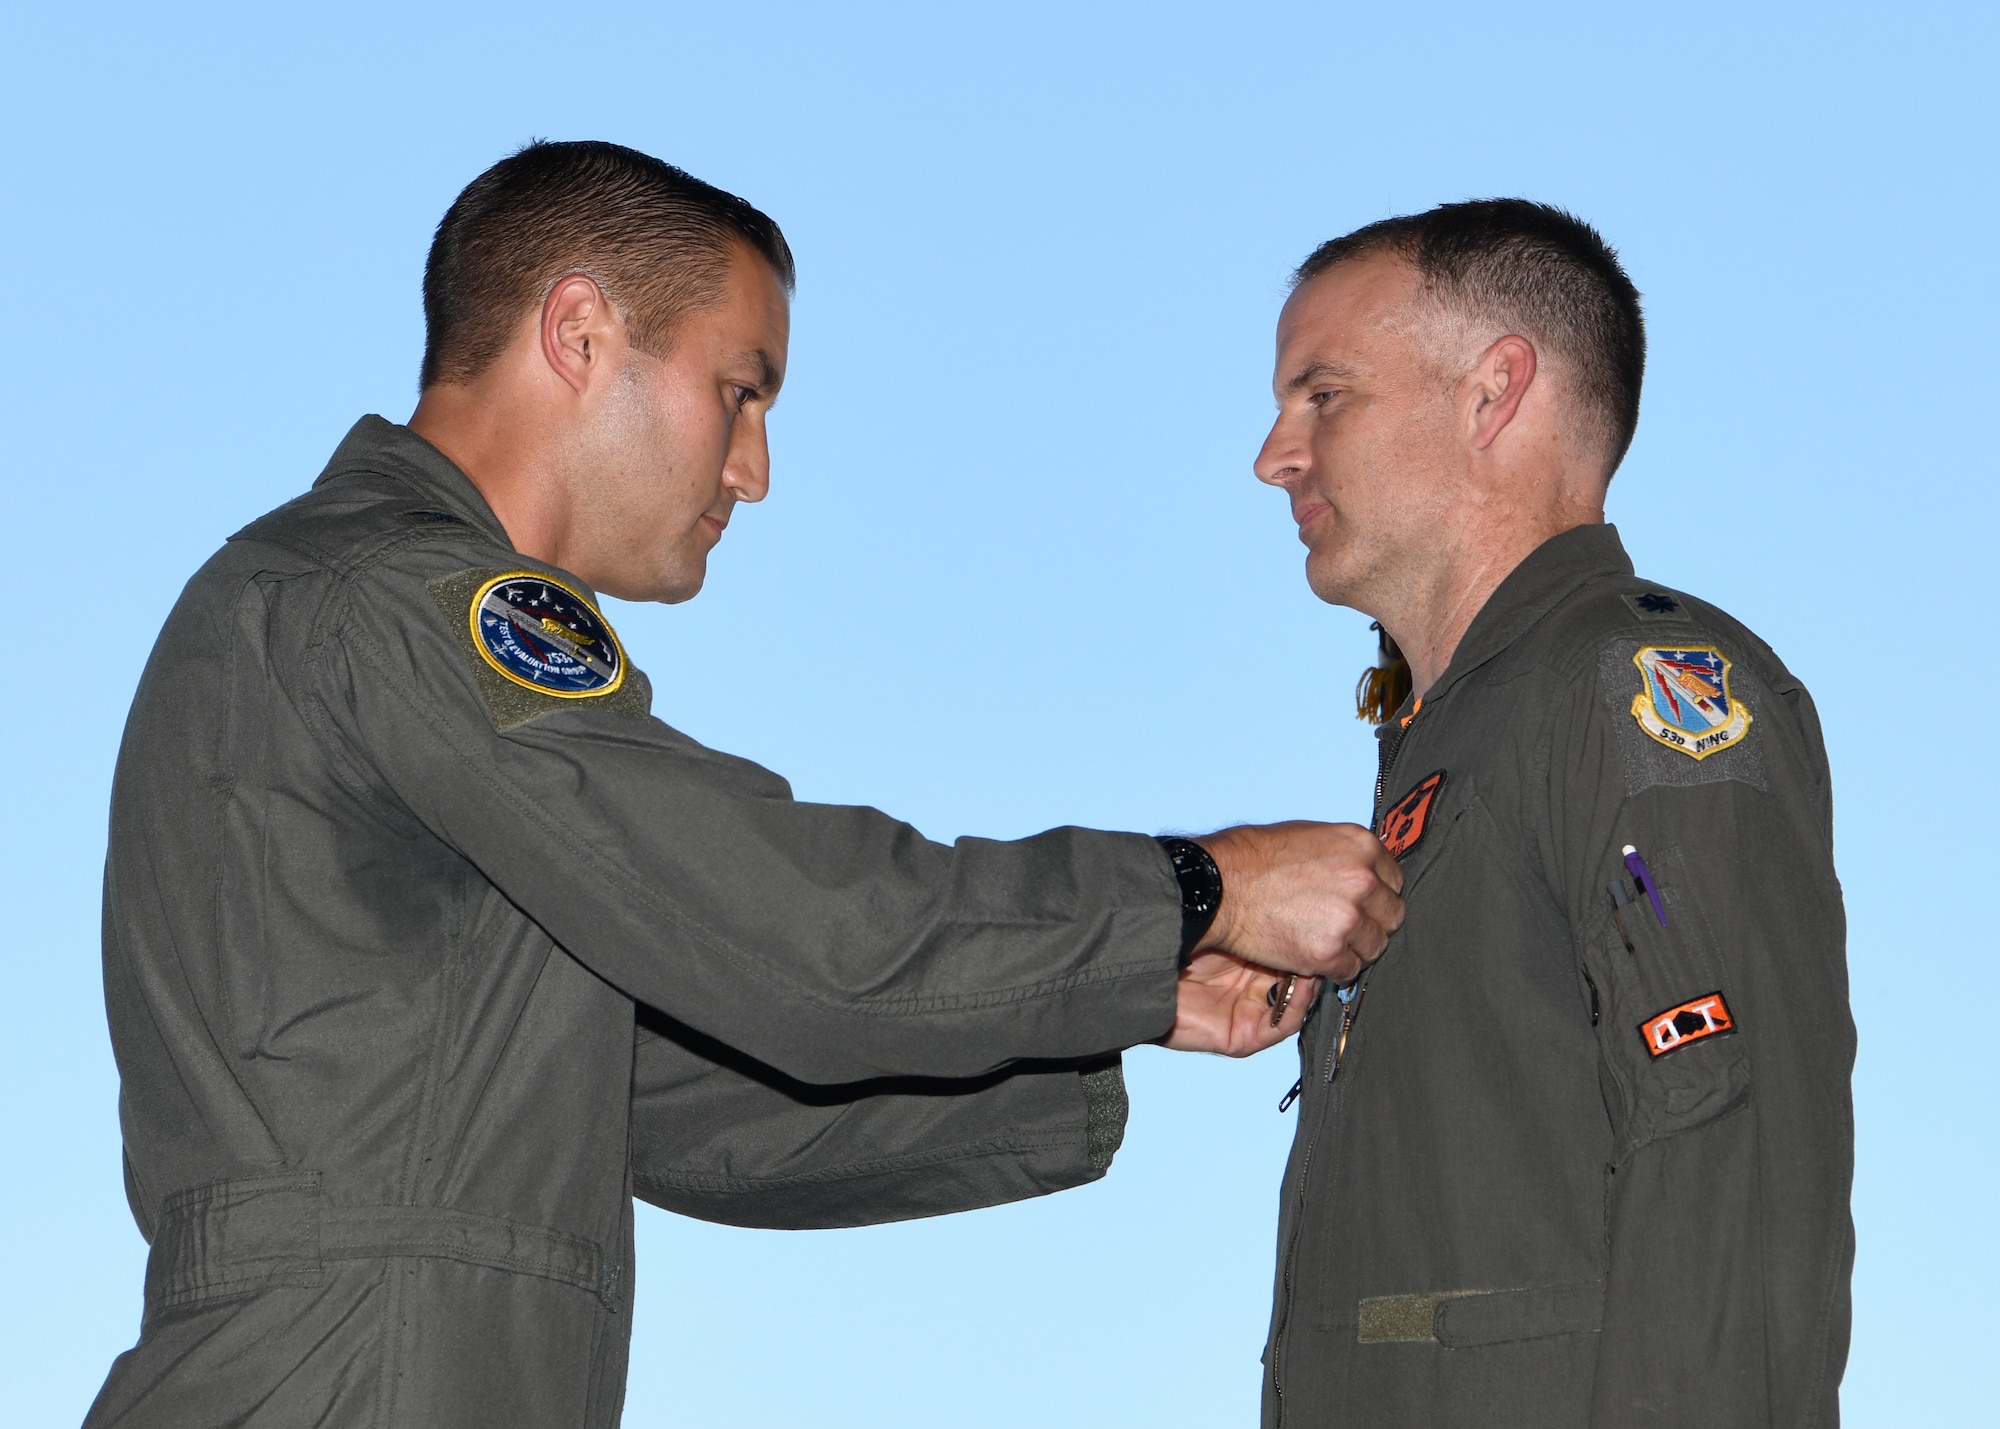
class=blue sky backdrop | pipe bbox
[4,3,1993,1424]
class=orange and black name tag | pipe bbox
[1378,771,1446,861]
[1639,991,1736,1058]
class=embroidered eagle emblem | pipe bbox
[1630,647,1751,760]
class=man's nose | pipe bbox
[1254,414,1306,488]
[724,421,771,504]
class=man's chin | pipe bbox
[1303,553,1352,609]
[1307,569,1391,625]
[651,568,706,605]
[597,558,705,606]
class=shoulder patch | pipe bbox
[1639,991,1736,1058]
[428,568,650,731]
[1598,643,1765,795]
[1378,771,1445,860]
[470,571,625,697]
[1630,646,1752,760]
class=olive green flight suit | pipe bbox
[1263,524,1853,1428]
[89,416,1182,1427]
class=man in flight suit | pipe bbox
[87,141,1407,1427]
[1251,201,1853,1426]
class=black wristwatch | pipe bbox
[1156,836,1224,967]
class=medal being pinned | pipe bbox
[1630,645,1750,760]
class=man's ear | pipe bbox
[540,274,619,396]
[1466,334,1537,452]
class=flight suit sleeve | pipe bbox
[1541,634,1853,1428]
[300,551,1183,1085]
[628,1010,1127,1229]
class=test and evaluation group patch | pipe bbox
[471,573,625,698]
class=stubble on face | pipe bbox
[564,247,789,605]
[1260,255,1465,621]
[574,355,716,603]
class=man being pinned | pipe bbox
[1255,200,1853,1427]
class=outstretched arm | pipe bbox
[628,1007,1132,1229]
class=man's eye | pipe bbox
[731,384,758,409]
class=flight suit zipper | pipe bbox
[1271,706,1413,1419]
[1269,1020,1323,1419]
[1271,976,1371,1421]
[1373,697,1415,811]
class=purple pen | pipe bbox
[1621,844,1668,928]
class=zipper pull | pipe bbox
[1278,1078,1302,1113]
[1323,981,1367,1084]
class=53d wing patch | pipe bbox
[1630,646,1752,760]
[430,568,649,730]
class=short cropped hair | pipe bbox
[421,140,795,389]
[1294,199,1646,475]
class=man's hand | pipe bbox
[1164,952,1319,1055]
[1197,821,1404,985]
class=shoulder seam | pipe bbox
[233,523,451,582]
[231,467,504,581]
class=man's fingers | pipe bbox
[1165,816,1407,1048]
[1230,971,1318,1056]
[1348,881,1404,956]
[1164,954,1323,1055]
[1371,835,1406,895]
[1198,818,1408,979]
[1366,859,1407,926]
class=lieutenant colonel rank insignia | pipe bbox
[1630,646,1751,760]
[470,572,625,698]
[1639,991,1736,1058]
[1378,771,1445,861]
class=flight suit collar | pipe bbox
[1381,522,1634,738]
[315,414,516,550]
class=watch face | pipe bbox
[1162,837,1221,914]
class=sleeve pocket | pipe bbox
[1586,839,1753,1152]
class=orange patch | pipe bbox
[1639,992,1736,1058]
[1378,771,1445,861]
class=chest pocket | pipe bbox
[1300,769,1489,1079]
[1380,769,1482,902]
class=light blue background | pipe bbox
[4,3,1991,1424]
